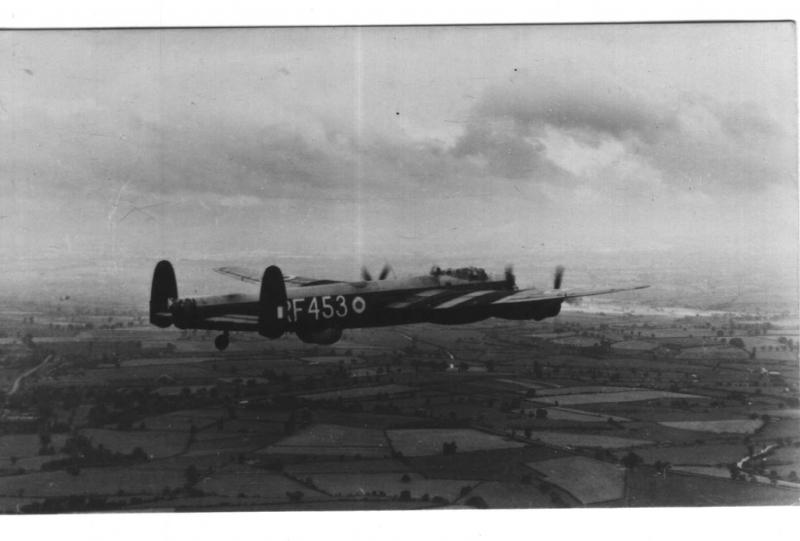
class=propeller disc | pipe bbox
[554,265,565,290]
[362,263,393,281]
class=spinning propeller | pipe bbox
[504,264,517,290]
[552,264,581,304]
[361,263,393,281]
[502,264,563,291]
[554,265,565,289]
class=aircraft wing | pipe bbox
[214,266,341,287]
[386,285,649,311]
[491,285,650,304]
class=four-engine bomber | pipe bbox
[150,260,648,350]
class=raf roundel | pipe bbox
[351,296,366,314]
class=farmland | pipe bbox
[658,419,764,434]
[527,456,626,505]
[1,290,798,512]
[386,428,527,457]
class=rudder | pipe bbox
[258,265,287,339]
[150,260,178,327]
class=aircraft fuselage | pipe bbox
[168,275,551,334]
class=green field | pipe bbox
[257,423,391,458]
[535,390,703,406]
[635,443,748,466]
[138,409,224,431]
[304,472,478,501]
[200,467,328,500]
[467,481,555,508]
[0,434,69,460]
[532,386,642,397]
[658,419,764,434]
[0,466,185,498]
[386,429,526,457]
[527,456,626,504]
[517,405,629,423]
[764,446,800,478]
[300,384,415,400]
[526,431,652,449]
[285,459,410,476]
[80,429,188,458]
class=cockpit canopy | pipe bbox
[430,265,489,282]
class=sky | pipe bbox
[0,23,797,290]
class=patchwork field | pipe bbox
[764,409,800,419]
[495,378,548,390]
[525,431,652,449]
[0,434,69,460]
[120,357,215,367]
[299,356,362,364]
[0,466,185,498]
[634,443,748,466]
[551,336,600,347]
[611,340,659,351]
[530,386,636,397]
[517,405,629,423]
[386,429,526,457]
[2,298,797,512]
[670,465,732,479]
[764,446,800,478]
[304,472,478,501]
[467,481,555,508]
[257,424,391,458]
[752,419,800,441]
[139,409,224,431]
[534,390,703,406]
[0,496,41,513]
[528,456,626,504]
[299,384,415,400]
[80,429,188,458]
[4,454,71,472]
[658,419,764,434]
[676,346,749,361]
[285,459,410,476]
[186,434,280,456]
[199,467,328,501]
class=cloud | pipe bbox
[454,72,792,194]
[0,26,795,268]
[450,118,570,181]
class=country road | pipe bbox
[7,354,52,397]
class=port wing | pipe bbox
[214,266,341,287]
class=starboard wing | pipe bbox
[384,284,649,312]
[214,266,340,287]
[491,285,650,305]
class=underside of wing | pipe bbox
[214,266,340,287]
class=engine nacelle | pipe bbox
[296,327,343,345]
[495,299,562,321]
